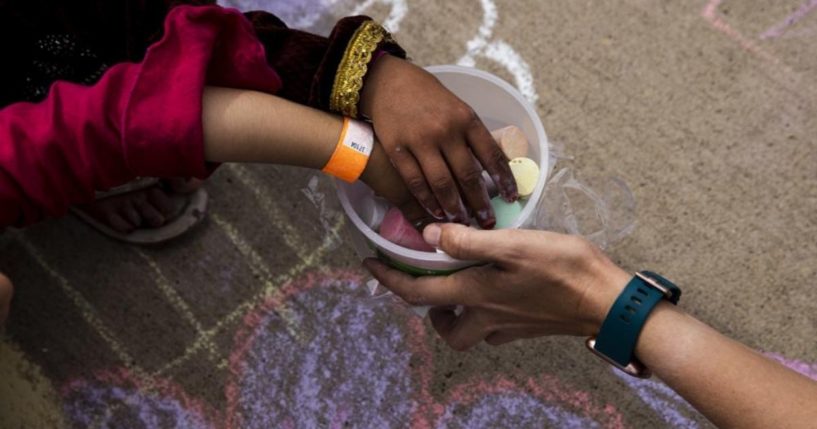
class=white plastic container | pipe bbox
[336,65,550,275]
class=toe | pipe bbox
[136,200,166,227]
[122,201,142,227]
[165,178,203,194]
[146,187,177,218]
[106,212,136,233]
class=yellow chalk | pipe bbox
[509,157,539,198]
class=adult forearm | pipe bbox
[636,303,817,428]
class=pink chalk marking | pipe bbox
[701,0,780,64]
[406,313,439,429]
[759,0,817,40]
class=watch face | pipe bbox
[639,271,681,304]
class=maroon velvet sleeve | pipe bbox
[243,12,407,112]
[0,6,280,227]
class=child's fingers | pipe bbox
[387,146,444,219]
[466,121,518,202]
[413,150,468,223]
[442,143,495,229]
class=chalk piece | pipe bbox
[359,197,390,229]
[379,207,435,252]
[509,157,539,198]
[491,196,523,228]
[491,125,529,159]
[366,279,380,295]
[411,306,431,317]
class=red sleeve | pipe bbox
[0,5,281,227]
[243,12,406,112]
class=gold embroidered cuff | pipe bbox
[330,20,395,118]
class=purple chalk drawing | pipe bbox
[437,394,599,429]
[764,352,817,381]
[224,272,417,428]
[61,369,220,429]
[217,0,337,29]
[60,270,627,428]
[612,369,702,429]
[435,376,625,429]
[759,0,817,40]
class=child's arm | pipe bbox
[0,6,419,227]
[244,11,516,228]
[201,86,424,219]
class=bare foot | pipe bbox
[0,272,12,325]
[76,178,204,234]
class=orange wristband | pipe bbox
[322,117,374,183]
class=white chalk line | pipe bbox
[352,0,408,32]
[134,249,224,366]
[457,0,539,105]
[153,211,345,376]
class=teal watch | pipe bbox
[586,271,681,378]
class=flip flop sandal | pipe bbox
[70,177,208,245]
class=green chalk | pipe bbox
[490,196,523,229]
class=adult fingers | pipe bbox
[465,117,518,202]
[442,143,495,229]
[413,149,468,223]
[429,308,486,351]
[428,306,458,338]
[423,223,519,262]
[386,146,444,220]
[363,258,467,306]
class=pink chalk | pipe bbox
[379,207,435,252]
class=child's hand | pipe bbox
[359,56,518,229]
[360,140,433,227]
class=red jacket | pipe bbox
[0,3,404,226]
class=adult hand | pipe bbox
[359,56,518,229]
[0,272,12,326]
[363,223,631,350]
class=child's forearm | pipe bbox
[202,86,339,169]
[200,86,425,220]
[636,303,817,428]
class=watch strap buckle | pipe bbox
[585,337,651,378]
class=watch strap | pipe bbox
[593,274,665,367]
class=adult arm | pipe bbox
[365,224,817,428]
